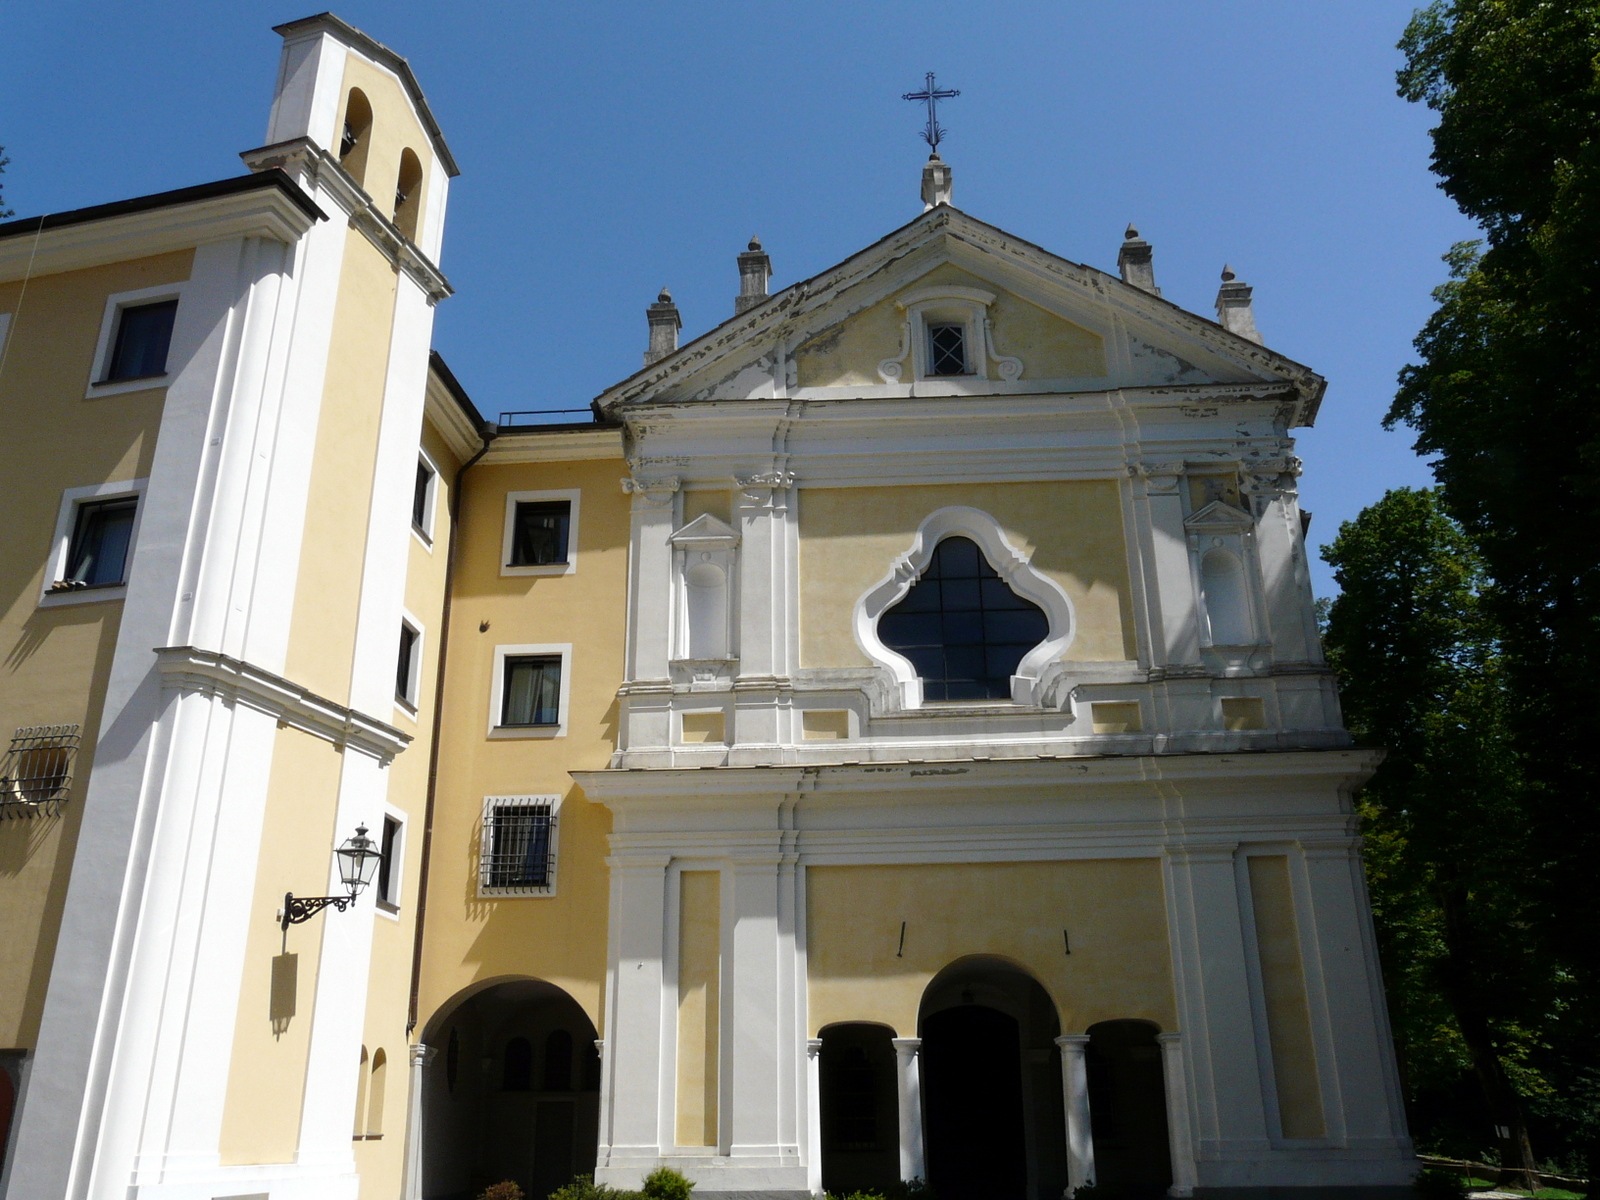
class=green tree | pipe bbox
[1391,0,1600,1085]
[0,145,12,219]
[1323,489,1544,1184]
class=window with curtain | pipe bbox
[500,655,561,726]
[105,300,178,382]
[508,501,571,567]
[480,798,557,894]
[67,497,137,587]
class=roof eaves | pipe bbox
[0,170,326,242]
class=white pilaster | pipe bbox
[1055,1034,1095,1193]
[400,1044,436,1200]
[890,1038,925,1183]
[805,1039,823,1198]
[726,855,785,1162]
[1245,464,1319,665]
[1158,1033,1198,1197]
[1134,464,1202,668]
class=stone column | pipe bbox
[400,1043,437,1200]
[891,1038,925,1183]
[1055,1035,1095,1193]
[806,1038,824,1197]
[1158,1033,1197,1197]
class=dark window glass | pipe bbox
[396,625,417,702]
[543,1029,573,1091]
[67,497,137,586]
[927,323,966,376]
[106,300,178,382]
[501,655,560,726]
[503,1037,533,1091]
[877,536,1048,702]
[509,501,570,566]
[377,815,400,906]
[482,803,555,890]
[412,462,433,530]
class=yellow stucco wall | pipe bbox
[793,263,1105,387]
[797,480,1136,667]
[1247,855,1325,1139]
[416,455,628,1040]
[337,55,435,229]
[218,725,346,1164]
[281,229,399,706]
[675,870,720,1148]
[0,249,191,1051]
[806,859,1175,1037]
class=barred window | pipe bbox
[927,323,967,376]
[1,725,81,818]
[480,796,559,895]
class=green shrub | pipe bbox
[640,1167,695,1200]
[825,1181,934,1200]
[479,1183,525,1200]
[1414,1167,1469,1200]
[547,1176,631,1200]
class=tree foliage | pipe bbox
[1391,0,1600,1125]
[0,145,12,219]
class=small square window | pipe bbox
[67,498,137,587]
[927,323,967,376]
[480,796,558,895]
[500,655,561,727]
[412,460,435,534]
[508,501,570,567]
[396,623,420,705]
[376,815,402,909]
[104,300,178,383]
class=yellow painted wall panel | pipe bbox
[1247,855,1325,1139]
[0,250,191,1048]
[798,480,1136,667]
[806,859,1175,1037]
[415,456,628,1041]
[282,231,398,706]
[675,870,720,1148]
[218,725,346,1165]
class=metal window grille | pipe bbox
[927,323,967,376]
[1,725,81,818]
[479,796,558,895]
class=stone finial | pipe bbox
[1118,223,1160,295]
[1214,264,1263,344]
[921,154,953,211]
[645,287,682,366]
[735,236,772,315]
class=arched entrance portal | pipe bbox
[818,1022,899,1196]
[1085,1019,1172,1197]
[422,979,600,1200]
[919,957,1067,1200]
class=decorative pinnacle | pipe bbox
[657,286,672,303]
[1125,223,1140,240]
[748,236,761,252]
[1220,265,1236,282]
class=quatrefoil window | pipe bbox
[876,536,1049,701]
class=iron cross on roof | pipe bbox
[903,72,960,156]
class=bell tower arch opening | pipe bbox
[919,956,1067,1200]
[421,979,600,1200]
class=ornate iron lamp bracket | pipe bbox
[280,890,355,930]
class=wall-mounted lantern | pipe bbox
[279,825,383,930]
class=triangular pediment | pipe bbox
[668,512,739,547]
[1184,499,1256,531]
[596,206,1325,424]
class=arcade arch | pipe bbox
[420,979,599,1200]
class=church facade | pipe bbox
[0,15,1413,1200]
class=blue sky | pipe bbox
[1,0,1476,596]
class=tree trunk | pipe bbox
[1435,883,1540,1192]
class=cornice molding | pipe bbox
[240,140,452,303]
[480,427,625,465]
[155,645,411,764]
[424,367,486,462]
[0,172,323,284]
